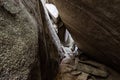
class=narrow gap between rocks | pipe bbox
[40,1,120,80]
[1,0,120,80]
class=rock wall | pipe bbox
[0,0,60,80]
[51,0,120,72]
[0,0,39,80]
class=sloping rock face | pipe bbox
[51,0,120,72]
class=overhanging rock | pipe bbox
[51,0,120,72]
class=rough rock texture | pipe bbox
[0,0,38,80]
[51,0,120,72]
[0,0,60,80]
[56,54,120,80]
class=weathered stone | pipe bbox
[71,71,82,76]
[76,72,89,80]
[76,63,108,77]
[0,0,41,80]
[51,0,120,72]
[60,64,73,73]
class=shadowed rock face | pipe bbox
[51,0,120,72]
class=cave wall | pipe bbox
[51,0,120,72]
[0,0,60,80]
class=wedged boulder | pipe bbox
[51,0,120,72]
[0,0,39,80]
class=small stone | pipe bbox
[61,57,71,64]
[71,71,82,76]
[3,0,21,14]
[76,63,109,77]
[76,72,89,80]
[60,64,73,73]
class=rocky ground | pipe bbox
[56,53,120,80]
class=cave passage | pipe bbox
[41,1,120,80]
[0,0,120,80]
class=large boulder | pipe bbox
[51,0,120,72]
[0,0,61,80]
[0,0,39,80]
